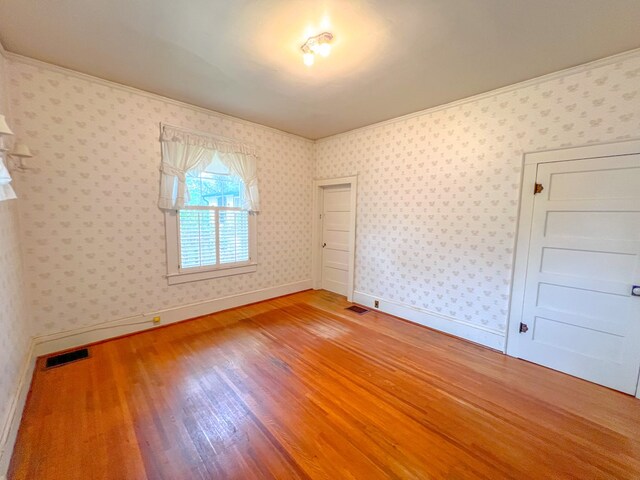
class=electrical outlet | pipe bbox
[152,316,161,324]
[374,300,379,308]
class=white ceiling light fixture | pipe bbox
[301,31,334,66]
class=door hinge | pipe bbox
[533,183,544,195]
[519,322,529,333]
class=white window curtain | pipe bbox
[0,158,16,201]
[218,152,260,212]
[158,125,260,212]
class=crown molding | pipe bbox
[4,46,640,144]
[4,52,315,144]
[316,47,640,143]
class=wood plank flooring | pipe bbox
[9,290,640,479]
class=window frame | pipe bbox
[164,207,257,285]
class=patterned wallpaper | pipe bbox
[9,58,315,338]
[5,51,640,349]
[0,52,31,444]
[316,53,640,340]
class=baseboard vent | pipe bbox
[345,305,369,315]
[45,348,89,369]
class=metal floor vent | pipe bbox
[45,348,89,369]
[346,305,369,315]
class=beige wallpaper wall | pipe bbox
[9,58,315,338]
[5,51,640,352]
[316,53,640,347]
[0,52,31,449]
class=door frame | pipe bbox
[312,175,358,302]
[505,139,640,398]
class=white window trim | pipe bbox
[164,209,257,285]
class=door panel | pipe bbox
[545,211,640,240]
[548,166,640,200]
[323,248,349,271]
[517,154,640,394]
[532,317,624,362]
[323,211,350,231]
[323,229,349,250]
[321,185,351,296]
[324,189,350,210]
[540,248,634,282]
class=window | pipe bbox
[165,156,256,285]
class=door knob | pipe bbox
[632,285,640,297]
[322,242,327,248]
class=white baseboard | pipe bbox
[0,339,36,479]
[34,280,312,356]
[353,291,506,351]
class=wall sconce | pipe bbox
[0,114,14,153]
[0,114,35,173]
[0,114,17,201]
[0,114,13,137]
[8,142,34,171]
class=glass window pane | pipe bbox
[219,210,249,264]
[179,210,217,268]
[198,211,217,266]
[185,160,245,207]
[179,210,200,268]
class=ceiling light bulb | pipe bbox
[303,52,315,66]
[301,31,333,65]
[317,43,331,57]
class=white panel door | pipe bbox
[321,185,351,296]
[517,154,640,394]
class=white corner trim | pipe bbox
[316,47,640,143]
[33,280,312,356]
[0,339,36,479]
[313,175,359,186]
[523,138,640,165]
[3,53,314,144]
[353,291,506,351]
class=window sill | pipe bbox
[166,263,257,285]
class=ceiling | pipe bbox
[1,1,640,139]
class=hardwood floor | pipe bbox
[9,290,640,479]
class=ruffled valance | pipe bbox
[158,125,260,212]
[160,126,258,157]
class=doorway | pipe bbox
[507,140,640,396]
[312,176,357,301]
